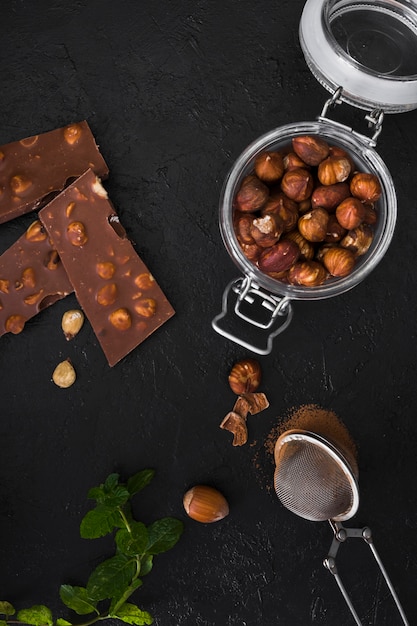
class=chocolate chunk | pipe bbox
[0,220,73,337]
[39,169,175,366]
[0,121,109,224]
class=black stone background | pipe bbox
[1,1,417,625]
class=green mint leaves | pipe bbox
[1,470,183,626]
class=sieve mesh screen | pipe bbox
[274,436,357,522]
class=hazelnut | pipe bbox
[10,174,32,196]
[62,309,84,340]
[21,267,36,289]
[318,156,351,185]
[25,220,47,242]
[52,359,76,388]
[283,151,308,171]
[134,273,155,290]
[228,358,261,394]
[281,168,314,202]
[254,151,284,182]
[350,172,382,202]
[183,485,229,523]
[109,307,132,331]
[292,135,330,166]
[45,250,60,270]
[284,230,315,260]
[298,208,329,243]
[251,214,282,247]
[288,261,327,287]
[311,182,350,212]
[341,223,374,256]
[315,243,338,263]
[0,279,9,293]
[63,123,82,145]
[298,199,312,214]
[96,283,118,306]
[96,261,116,280]
[239,241,262,262]
[220,411,248,446]
[24,291,44,305]
[324,215,347,243]
[262,192,298,232]
[235,213,255,244]
[66,201,76,218]
[235,175,269,212]
[362,203,378,225]
[258,239,300,273]
[67,221,88,246]
[134,298,157,318]
[5,314,26,334]
[336,197,366,230]
[323,247,355,277]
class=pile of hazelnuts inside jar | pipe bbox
[233,135,382,287]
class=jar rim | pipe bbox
[219,121,397,301]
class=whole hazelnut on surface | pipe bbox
[336,197,366,230]
[341,223,374,256]
[52,359,76,388]
[228,358,261,394]
[311,182,350,211]
[350,172,382,202]
[292,135,330,166]
[284,230,315,260]
[62,309,84,340]
[281,168,314,202]
[323,247,356,277]
[318,156,351,185]
[298,208,329,243]
[183,485,229,523]
[258,239,300,273]
[254,151,284,182]
[251,214,282,247]
[288,261,327,287]
[235,175,269,212]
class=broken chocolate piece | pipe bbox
[240,392,269,415]
[0,220,73,336]
[220,411,248,447]
[39,169,175,366]
[0,121,109,224]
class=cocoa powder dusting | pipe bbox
[253,404,358,492]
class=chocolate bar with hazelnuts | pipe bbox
[0,121,109,224]
[39,169,175,366]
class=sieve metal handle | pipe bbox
[323,521,409,626]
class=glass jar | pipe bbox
[212,0,417,355]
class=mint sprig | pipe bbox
[1,470,183,626]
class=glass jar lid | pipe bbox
[299,0,417,113]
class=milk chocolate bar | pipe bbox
[0,121,109,224]
[0,220,73,337]
[39,170,175,366]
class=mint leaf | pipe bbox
[59,585,97,616]
[87,474,130,508]
[138,555,153,577]
[116,522,148,557]
[0,602,15,617]
[111,602,153,625]
[146,518,183,555]
[17,606,53,626]
[87,554,136,602]
[80,505,121,539]
[126,470,154,496]
[109,579,143,614]
[0,620,7,626]
[56,619,72,626]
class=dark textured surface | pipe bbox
[1,2,417,625]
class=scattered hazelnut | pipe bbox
[336,197,366,230]
[62,309,84,340]
[292,135,329,166]
[258,239,300,273]
[318,156,351,185]
[228,358,261,395]
[281,168,314,202]
[323,247,355,277]
[288,261,327,287]
[52,358,76,388]
[341,223,374,256]
[254,151,284,182]
[350,172,382,202]
[183,485,229,523]
[235,175,269,212]
[298,208,329,243]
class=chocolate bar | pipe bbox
[39,169,175,366]
[0,220,73,337]
[0,121,109,224]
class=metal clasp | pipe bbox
[319,86,384,147]
[211,276,293,355]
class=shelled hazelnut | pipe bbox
[232,134,382,288]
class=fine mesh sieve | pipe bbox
[273,428,408,626]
